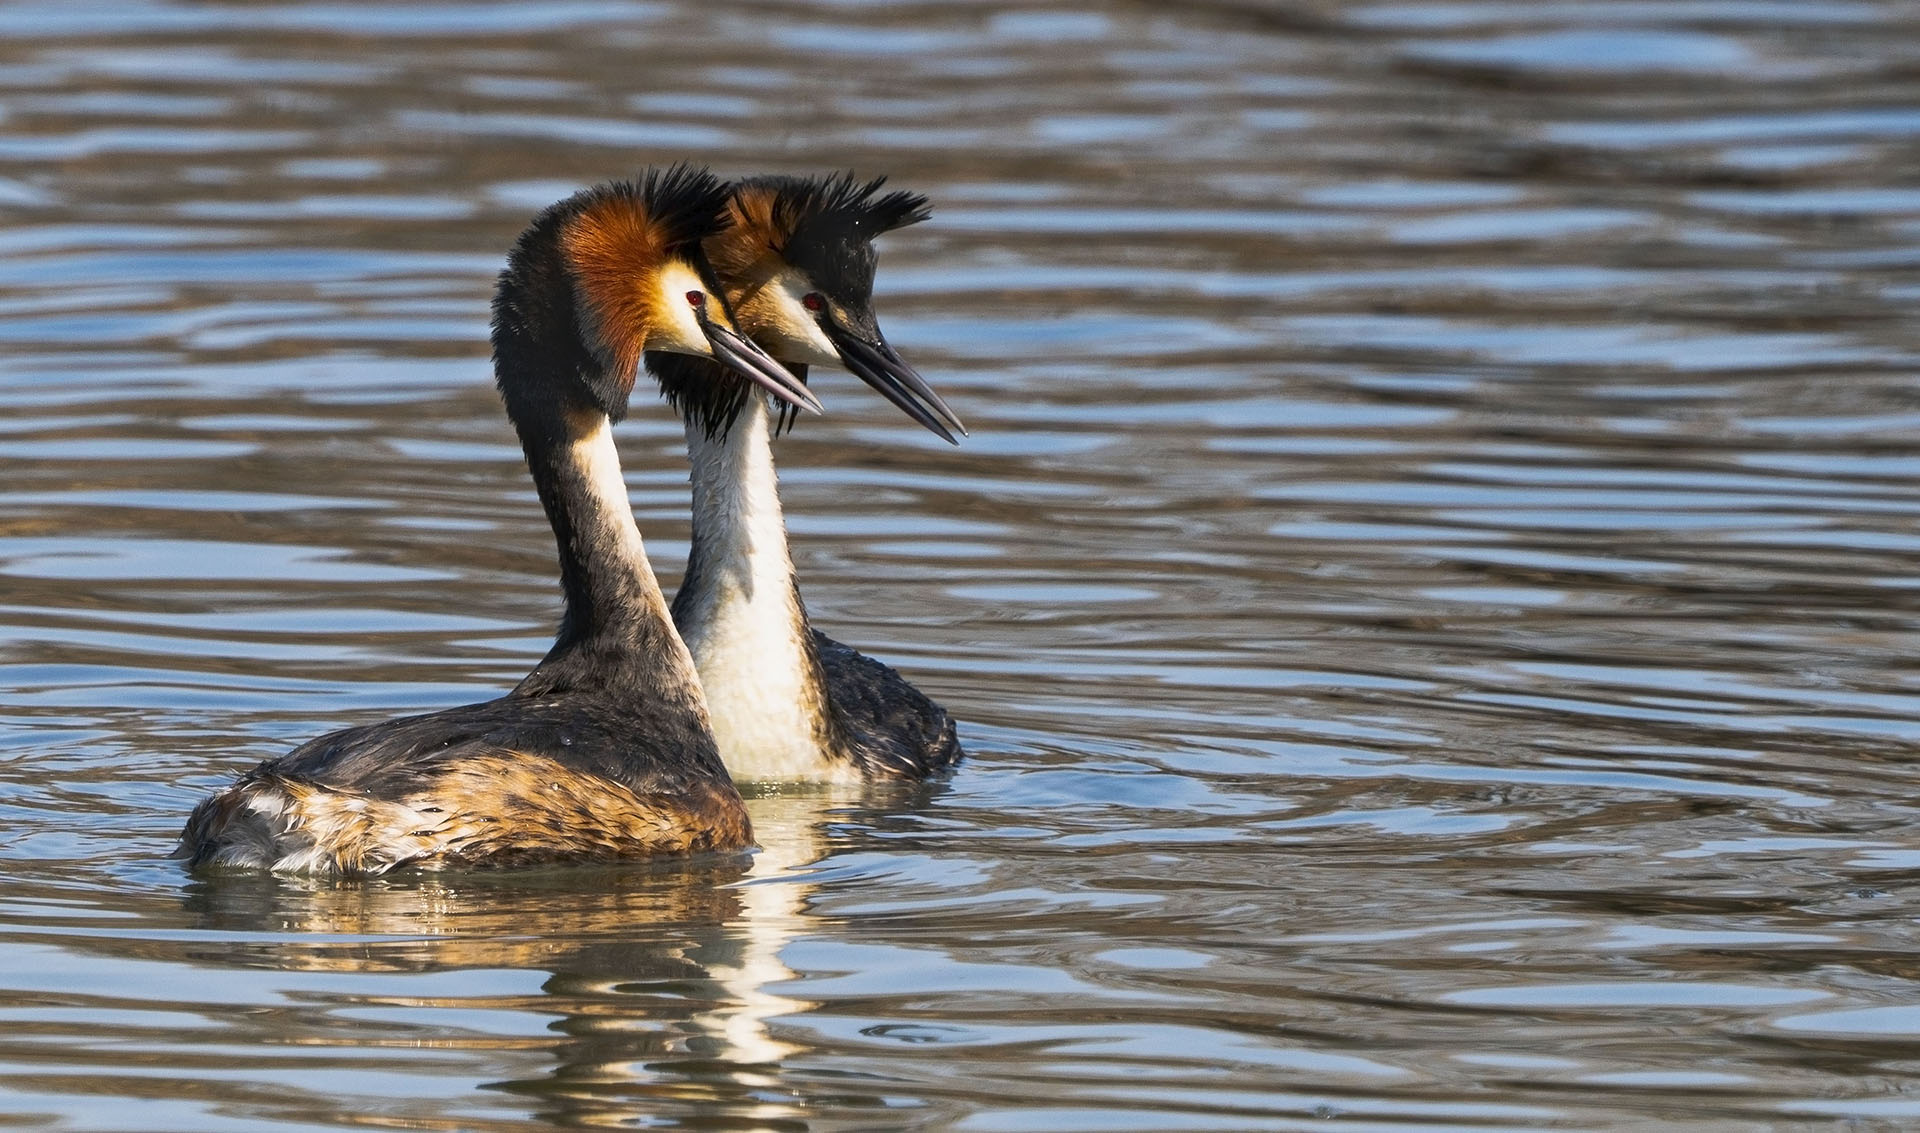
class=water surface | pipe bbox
[3,1,1920,1129]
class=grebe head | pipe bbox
[490,165,820,426]
[693,171,965,443]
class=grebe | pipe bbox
[179,167,822,873]
[647,173,966,781]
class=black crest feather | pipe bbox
[753,172,931,309]
[502,165,732,286]
[588,164,734,250]
[766,171,932,242]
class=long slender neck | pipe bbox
[677,397,793,618]
[672,397,844,779]
[508,398,705,713]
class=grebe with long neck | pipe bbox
[178,167,822,874]
[649,173,966,781]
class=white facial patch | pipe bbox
[649,259,716,357]
[760,272,841,366]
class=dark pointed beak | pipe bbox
[702,319,824,416]
[819,317,967,445]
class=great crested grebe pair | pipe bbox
[179,166,964,874]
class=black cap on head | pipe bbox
[757,172,931,311]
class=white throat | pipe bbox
[676,398,847,781]
[572,418,707,692]
[576,418,649,562]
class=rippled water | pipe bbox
[3,1,1920,1128]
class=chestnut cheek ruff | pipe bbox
[563,201,679,396]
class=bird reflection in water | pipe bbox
[178,786,906,1126]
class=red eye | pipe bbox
[685,291,705,308]
[802,293,825,313]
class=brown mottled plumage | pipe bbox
[183,754,750,874]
